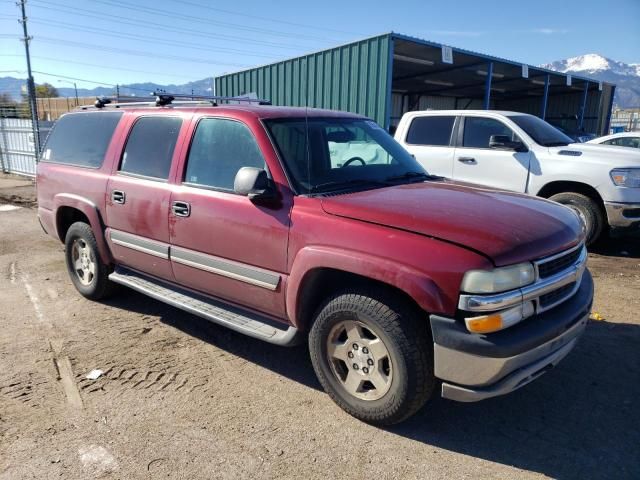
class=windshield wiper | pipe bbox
[308,178,389,194]
[384,171,439,183]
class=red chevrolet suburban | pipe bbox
[36,96,593,425]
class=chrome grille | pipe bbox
[539,282,576,308]
[537,246,583,279]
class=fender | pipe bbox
[286,246,447,328]
[53,193,113,264]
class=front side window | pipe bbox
[184,118,265,191]
[120,116,182,180]
[462,117,515,148]
[406,116,455,146]
[41,112,122,167]
[265,118,428,194]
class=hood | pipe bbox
[550,143,640,165]
[321,181,583,266]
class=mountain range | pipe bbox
[541,54,640,108]
[1,54,638,108]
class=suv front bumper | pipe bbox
[430,270,593,402]
[605,202,640,236]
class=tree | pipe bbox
[35,83,59,98]
[0,93,20,118]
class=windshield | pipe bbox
[264,117,429,194]
[510,115,574,147]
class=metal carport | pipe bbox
[215,33,615,135]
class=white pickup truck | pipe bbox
[394,110,640,244]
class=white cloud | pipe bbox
[531,28,569,35]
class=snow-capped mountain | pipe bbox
[541,54,640,108]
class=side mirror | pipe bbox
[234,167,277,202]
[489,135,527,152]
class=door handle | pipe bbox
[111,190,126,204]
[457,157,477,165]
[172,201,191,217]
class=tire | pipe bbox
[64,222,115,300]
[549,192,604,246]
[309,289,434,426]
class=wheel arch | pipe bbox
[286,247,446,331]
[536,180,605,213]
[53,194,112,264]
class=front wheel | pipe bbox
[549,192,604,246]
[309,289,434,425]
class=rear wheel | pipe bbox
[64,222,115,300]
[549,192,604,246]
[309,289,434,425]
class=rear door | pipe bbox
[399,115,456,178]
[168,116,291,318]
[453,115,530,192]
[105,114,185,280]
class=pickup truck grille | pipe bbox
[537,246,583,279]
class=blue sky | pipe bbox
[1,0,638,90]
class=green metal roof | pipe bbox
[215,33,393,128]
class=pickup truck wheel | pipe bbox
[64,222,115,300]
[309,289,434,425]
[548,192,604,245]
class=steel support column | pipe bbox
[578,82,589,130]
[541,74,550,119]
[483,62,493,110]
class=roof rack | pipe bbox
[78,92,272,110]
[151,92,272,106]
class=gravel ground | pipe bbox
[0,176,638,479]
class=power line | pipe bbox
[90,0,335,42]
[0,54,201,80]
[29,36,253,68]
[27,1,309,50]
[24,18,284,59]
[170,0,362,36]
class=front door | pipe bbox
[453,116,530,192]
[105,115,184,280]
[169,117,291,318]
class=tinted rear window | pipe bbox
[406,116,455,146]
[120,116,182,180]
[41,112,123,168]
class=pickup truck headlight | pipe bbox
[611,168,640,188]
[460,262,535,294]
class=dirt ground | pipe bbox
[0,175,638,479]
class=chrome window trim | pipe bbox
[459,244,587,313]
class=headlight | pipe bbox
[460,262,535,294]
[611,168,640,188]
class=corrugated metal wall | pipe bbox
[494,89,605,135]
[216,34,392,128]
[390,93,483,128]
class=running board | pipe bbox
[108,267,300,346]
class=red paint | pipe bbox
[37,105,583,325]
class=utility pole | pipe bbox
[18,0,41,155]
[116,84,120,102]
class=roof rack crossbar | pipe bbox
[77,92,272,110]
[151,91,272,105]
